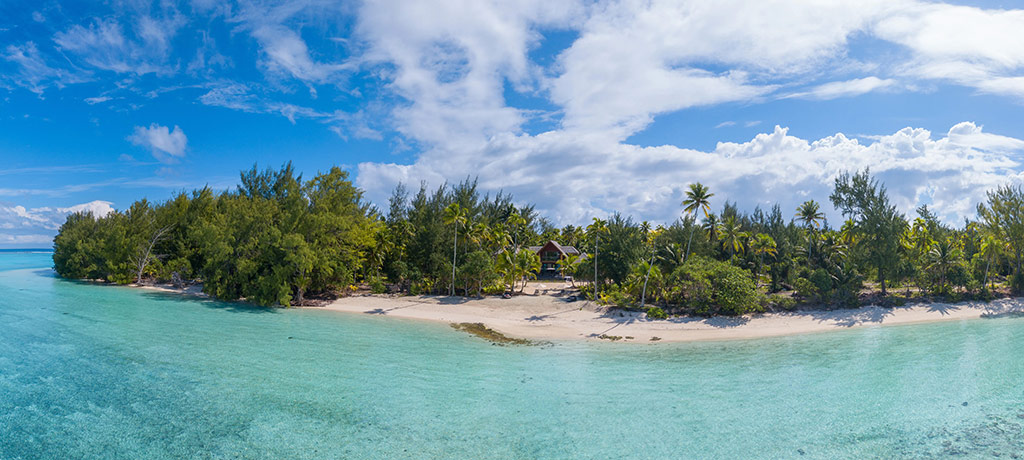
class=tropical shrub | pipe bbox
[666,256,763,316]
[645,306,668,319]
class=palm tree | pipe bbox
[979,235,1002,290]
[506,210,527,250]
[443,203,467,296]
[795,200,824,268]
[640,227,662,308]
[586,218,608,300]
[560,253,582,287]
[514,249,541,293]
[718,215,748,258]
[749,233,777,281]
[682,183,714,262]
[927,237,959,294]
[703,214,719,244]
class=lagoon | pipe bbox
[2,251,1024,459]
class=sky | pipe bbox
[2,0,1024,248]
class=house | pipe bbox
[527,240,582,278]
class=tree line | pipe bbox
[53,164,1024,315]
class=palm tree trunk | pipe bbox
[451,230,457,296]
[640,250,655,308]
[685,224,696,262]
[984,257,991,290]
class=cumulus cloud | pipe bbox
[357,122,1024,226]
[128,124,188,162]
[0,200,114,247]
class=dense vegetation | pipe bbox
[54,164,1024,316]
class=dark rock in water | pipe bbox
[451,323,535,346]
[288,336,294,339]
[963,402,969,406]
[797,448,805,455]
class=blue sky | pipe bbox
[2,0,1024,247]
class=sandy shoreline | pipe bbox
[130,279,1024,344]
[321,291,1024,344]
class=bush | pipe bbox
[1013,272,1024,294]
[767,294,797,311]
[667,256,763,316]
[369,277,387,294]
[793,277,819,301]
[645,306,668,320]
[810,268,832,297]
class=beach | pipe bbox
[321,281,1024,343]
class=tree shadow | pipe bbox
[524,307,586,322]
[927,303,961,316]
[799,306,895,327]
[139,291,279,314]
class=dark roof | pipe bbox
[529,241,581,257]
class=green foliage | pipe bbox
[54,164,379,306]
[645,306,668,320]
[53,162,1024,315]
[793,278,819,302]
[666,256,763,316]
[767,294,797,311]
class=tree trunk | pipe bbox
[640,250,655,308]
[451,230,457,296]
[685,224,696,263]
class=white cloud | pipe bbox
[2,42,88,94]
[357,122,1024,226]
[128,124,188,162]
[876,4,1024,98]
[53,13,184,76]
[789,77,897,100]
[84,96,111,104]
[252,25,349,84]
[0,200,114,247]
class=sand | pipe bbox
[320,281,1024,343]
[133,279,1024,344]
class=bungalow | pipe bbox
[527,240,582,278]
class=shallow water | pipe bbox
[2,251,1024,459]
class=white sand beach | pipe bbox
[322,282,1024,343]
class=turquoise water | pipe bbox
[2,252,1024,459]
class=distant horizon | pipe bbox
[4,0,1024,247]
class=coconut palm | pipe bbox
[703,214,720,244]
[682,183,714,261]
[749,233,777,281]
[585,218,608,300]
[718,215,748,258]
[514,249,541,293]
[795,200,824,268]
[640,227,662,307]
[927,237,960,294]
[979,234,1002,290]
[443,203,467,296]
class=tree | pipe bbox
[979,235,1002,290]
[682,183,714,262]
[513,249,541,293]
[443,203,467,296]
[927,237,961,294]
[718,215,748,258]
[830,170,907,296]
[749,233,777,282]
[977,184,1024,292]
[795,200,824,269]
[585,218,608,299]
